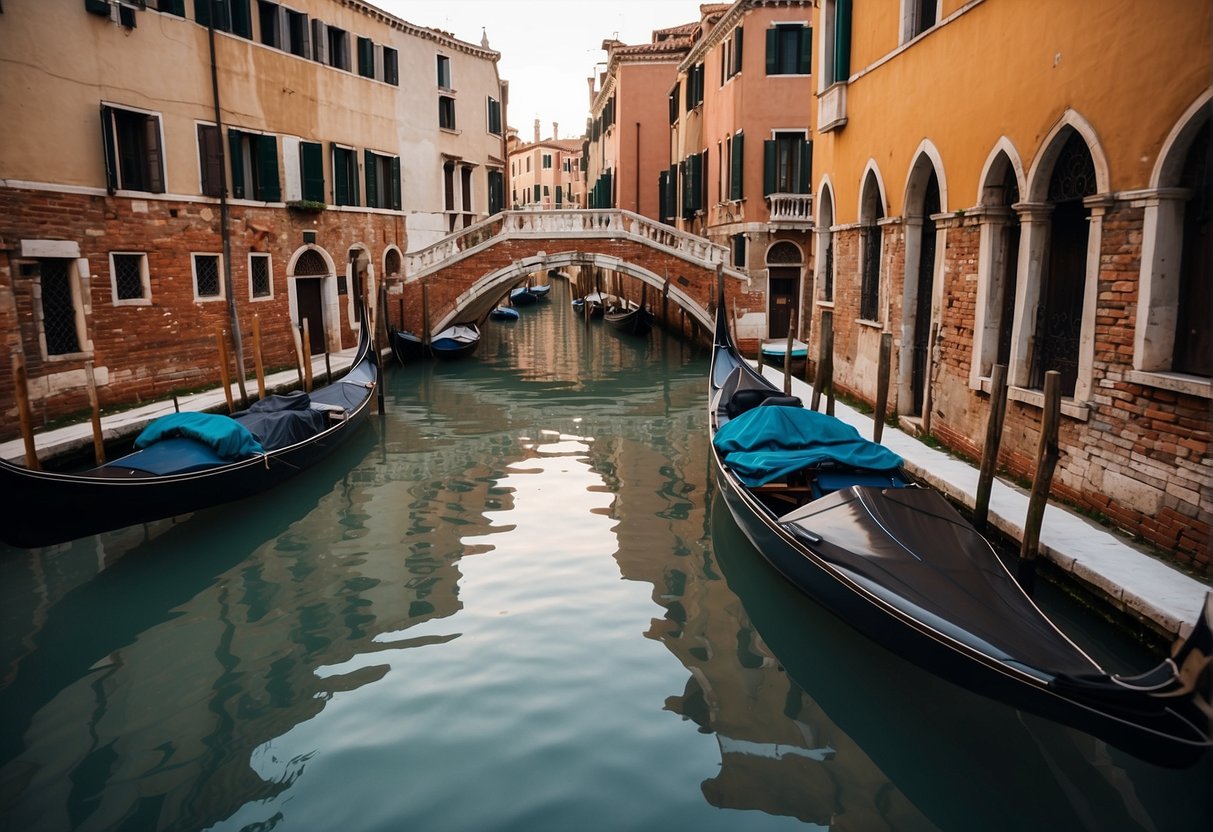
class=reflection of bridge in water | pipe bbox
[392,209,750,340]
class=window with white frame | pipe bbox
[100,104,165,194]
[364,150,400,210]
[192,253,224,301]
[24,258,87,357]
[766,23,811,75]
[439,96,457,130]
[109,252,150,305]
[249,252,272,299]
[229,129,281,201]
[437,54,451,89]
[902,0,939,43]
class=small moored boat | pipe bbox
[389,327,426,366]
[489,305,520,322]
[430,323,481,360]
[509,286,539,306]
[760,338,808,367]
[604,300,654,336]
[708,292,1211,768]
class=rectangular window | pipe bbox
[331,144,358,206]
[197,123,224,197]
[763,133,811,195]
[364,150,401,210]
[326,26,350,70]
[439,95,456,130]
[487,97,502,135]
[110,252,150,305]
[723,26,743,81]
[192,253,223,301]
[286,8,309,57]
[860,227,881,321]
[730,131,744,200]
[542,154,552,169]
[196,0,252,38]
[383,46,399,85]
[766,24,811,75]
[32,259,84,357]
[357,36,374,78]
[686,63,704,111]
[437,54,451,89]
[257,1,280,47]
[249,252,272,299]
[300,140,324,203]
[487,169,504,215]
[228,129,281,201]
[668,82,680,125]
[149,0,185,15]
[101,104,164,194]
[904,0,939,42]
[732,234,747,268]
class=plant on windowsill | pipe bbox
[288,199,327,214]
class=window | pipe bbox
[331,144,358,206]
[357,36,374,78]
[686,63,704,111]
[364,150,400,210]
[285,7,309,57]
[722,26,743,83]
[326,25,349,70]
[542,154,552,169]
[487,97,502,135]
[148,0,185,14]
[192,254,224,301]
[228,129,281,201]
[28,259,85,357]
[109,252,150,305]
[766,24,811,75]
[859,171,884,321]
[668,81,680,125]
[763,133,811,195]
[903,0,939,42]
[195,0,252,39]
[732,234,747,268]
[437,54,451,89]
[439,96,456,130]
[249,253,272,299]
[100,104,164,194]
[821,0,852,87]
[197,123,224,197]
[488,169,504,215]
[681,151,706,219]
[258,1,281,47]
[300,140,324,203]
[730,130,745,200]
[383,47,399,85]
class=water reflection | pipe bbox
[1,279,1207,831]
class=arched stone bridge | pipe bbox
[390,209,749,339]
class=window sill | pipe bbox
[856,318,883,330]
[1126,370,1212,399]
[816,299,835,309]
[1007,385,1091,421]
[439,127,461,136]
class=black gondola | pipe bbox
[389,327,426,366]
[430,322,480,360]
[604,300,654,336]
[0,316,379,550]
[708,293,1211,768]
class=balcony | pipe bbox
[767,193,814,229]
[818,82,848,132]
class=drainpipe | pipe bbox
[207,1,248,405]
[634,122,640,214]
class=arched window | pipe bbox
[859,171,884,322]
[817,186,835,302]
[971,146,1023,389]
[294,249,328,275]
[1173,121,1211,377]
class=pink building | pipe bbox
[507,121,585,209]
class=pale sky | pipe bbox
[377,0,706,140]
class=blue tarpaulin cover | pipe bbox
[714,405,903,486]
[134,412,264,460]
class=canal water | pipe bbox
[1,279,1208,831]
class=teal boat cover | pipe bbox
[134,412,264,460]
[714,405,903,486]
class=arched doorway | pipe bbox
[293,248,330,354]
[766,241,803,339]
[910,169,940,414]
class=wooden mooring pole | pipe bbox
[252,313,266,400]
[974,364,1009,534]
[12,352,40,470]
[811,311,833,413]
[873,332,892,443]
[783,312,796,396]
[301,319,314,392]
[85,360,105,465]
[1019,370,1061,595]
[214,324,235,413]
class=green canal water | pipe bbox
[1,280,1209,831]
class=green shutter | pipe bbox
[798,140,812,194]
[364,150,378,208]
[765,28,778,74]
[834,0,852,81]
[358,37,374,78]
[333,144,347,205]
[735,26,743,72]
[763,140,776,196]
[731,132,744,200]
[390,156,401,210]
[228,129,245,199]
[799,27,812,75]
[301,141,324,202]
[534,183,541,202]
[165,0,185,15]
[195,0,210,26]
[257,134,279,201]
[231,0,251,38]
[85,0,110,15]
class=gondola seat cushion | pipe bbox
[726,388,801,418]
[714,405,903,486]
[233,393,329,451]
[134,412,264,460]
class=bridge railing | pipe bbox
[404,209,730,278]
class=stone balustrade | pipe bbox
[767,193,814,227]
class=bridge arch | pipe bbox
[398,209,749,340]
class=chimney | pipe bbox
[534,119,540,143]
[553,122,559,141]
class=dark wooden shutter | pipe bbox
[763,140,776,196]
[364,150,378,208]
[231,0,251,38]
[834,0,852,81]
[799,27,812,75]
[358,37,374,78]
[100,105,118,193]
[256,134,279,201]
[735,26,743,73]
[144,114,164,193]
[799,140,812,194]
[194,0,210,26]
[198,124,224,197]
[390,156,401,210]
[731,132,744,200]
[301,141,324,202]
[228,129,245,198]
[765,27,778,74]
[384,47,398,85]
[85,0,111,16]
